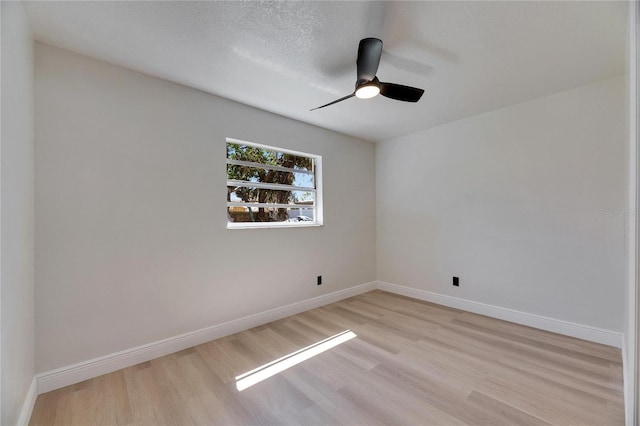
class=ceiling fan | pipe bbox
[311,38,425,111]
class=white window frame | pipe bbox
[226,137,323,229]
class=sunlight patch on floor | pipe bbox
[235,330,357,391]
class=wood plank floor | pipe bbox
[29,290,624,425]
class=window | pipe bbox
[226,138,322,228]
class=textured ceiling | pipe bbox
[24,1,627,142]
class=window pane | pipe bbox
[227,206,315,223]
[227,186,314,204]
[226,164,314,189]
[227,143,313,172]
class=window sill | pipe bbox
[227,222,323,230]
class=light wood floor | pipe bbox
[30,290,624,425]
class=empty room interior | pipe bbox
[2,1,640,425]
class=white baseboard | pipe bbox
[35,279,623,396]
[376,281,623,348]
[16,377,37,426]
[36,281,376,394]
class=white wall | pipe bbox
[377,77,626,332]
[1,1,35,425]
[34,43,376,373]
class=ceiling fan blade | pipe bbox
[357,38,383,84]
[379,82,425,102]
[310,93,355,111]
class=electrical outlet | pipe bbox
[453,276,459,287]
[317,276,322,286]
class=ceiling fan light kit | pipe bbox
[312,38,425,111]
[355,80,381,99]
